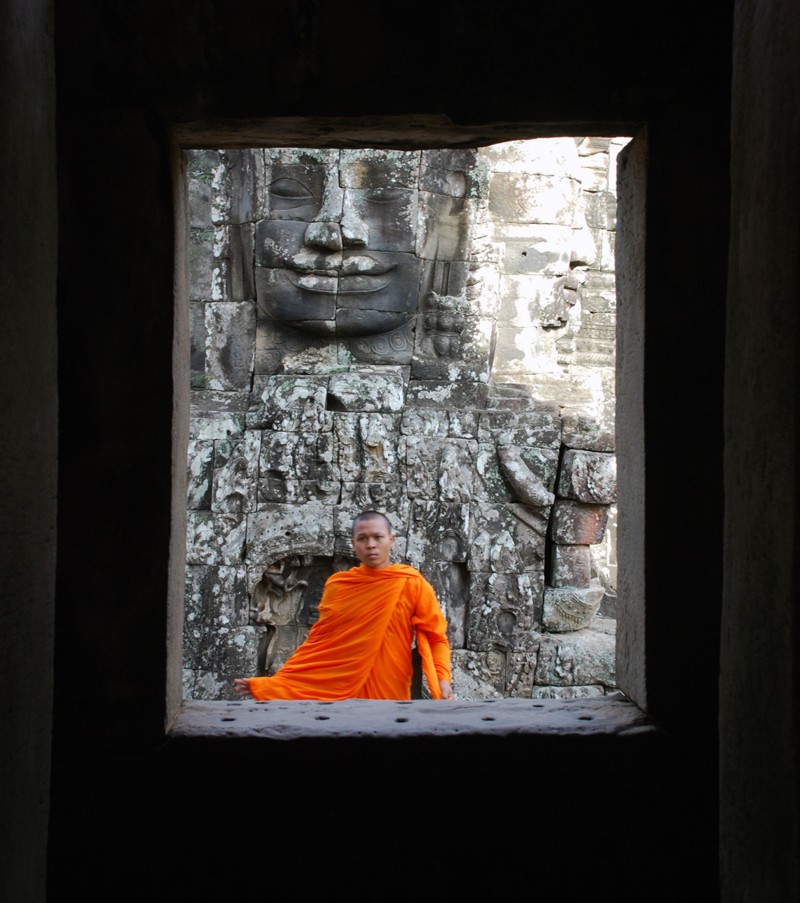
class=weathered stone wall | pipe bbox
[183,138,627,700]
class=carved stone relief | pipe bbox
[183,139,627,701]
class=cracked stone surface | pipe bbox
[184,139,627,700]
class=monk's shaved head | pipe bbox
[351,510,392,535]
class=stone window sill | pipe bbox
[169,694,655,740]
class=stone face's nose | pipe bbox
[304,220,343,251]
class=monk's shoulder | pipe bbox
[388,563,425,580]
[325,566,363,586]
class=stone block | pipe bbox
[189,301,206,385]
[582,189,617,231]
[542,584,605,632]
[496,444,559,507]
[557,449,617,503]
[488,172,580,225]
[211,149,267,225]
[339,149,420,189]
[343,187,417,252]
[412,289,492,382]
[253,322,341,376]
[249,375,331,432]
[187,439,214,511]
[205,301,256,391]
[492,324,551,376]
[469,503,548,574]
[534,630,616,689]
[461,646,509,696]
[550,544,592,588]
[246,503,335,562]
[186,152,216,229]
[189,390,249,440]
[416,192,474,261]
[481,137,580,176]
[258,477,341,505]
[335,412,402,484]
[257,429,339,504]
[506,652,540,697]
[327,370,405,413]
[401,408,450,439]
[532,685,606,700]
[212,434,261,513]
[499,228,574,276]
[472,444,512,503]
[420,148,483,198]
[188,229,215,300]
[466,571,540,653]
[551,500,609,545]
[406,379,487,410]
[450,650,503,700]
[186,512,247,566]
[337,483,408,524]
[404,437,478,502]
[479,409,562,448]
[496,274,557,326]
[560,413,615,451]
[183,564,256,687]
[202,224,255,303]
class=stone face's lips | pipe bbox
[285,256,397,294]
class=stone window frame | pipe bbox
[165,121,648,739]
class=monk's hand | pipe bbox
[233,678,252,698]
[438,679,454,700]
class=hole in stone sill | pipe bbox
[578,716,593,721]
[395,717,409,723]
[221,717,236,722]
[482,716,496,721]
[315,715,330,721]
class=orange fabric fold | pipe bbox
[247,564,451,701]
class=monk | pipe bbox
[233,511,454,701]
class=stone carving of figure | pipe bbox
[254,148,474,366]
[185,139,621,702]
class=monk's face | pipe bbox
[351,516,396,570]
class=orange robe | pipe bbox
[247,564,451,701]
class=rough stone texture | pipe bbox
[557,449,617,504]
[543,585,606,632]
[551,500,610,545]
[184,140,622,698]
[173,695,652,740]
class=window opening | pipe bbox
[182,138,629,704]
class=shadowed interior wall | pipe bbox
[721,0,800,896]
[50,4,729,898]
[0,1,57,901]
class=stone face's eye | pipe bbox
[269,178,313,200]
[365,188,405,204]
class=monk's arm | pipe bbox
[415,578,453,697]
[233,580,338,698]
[234,677,252,697]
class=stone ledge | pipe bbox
[170,694,655,740]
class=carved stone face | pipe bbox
[255,151,427,339]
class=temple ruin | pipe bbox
[183,137,628,700]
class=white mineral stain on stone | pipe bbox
[211,267,223,301]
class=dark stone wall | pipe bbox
[2,0,795,899]
[721,0,800,897]
[50,3,731,898]
[0,1,57,901]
